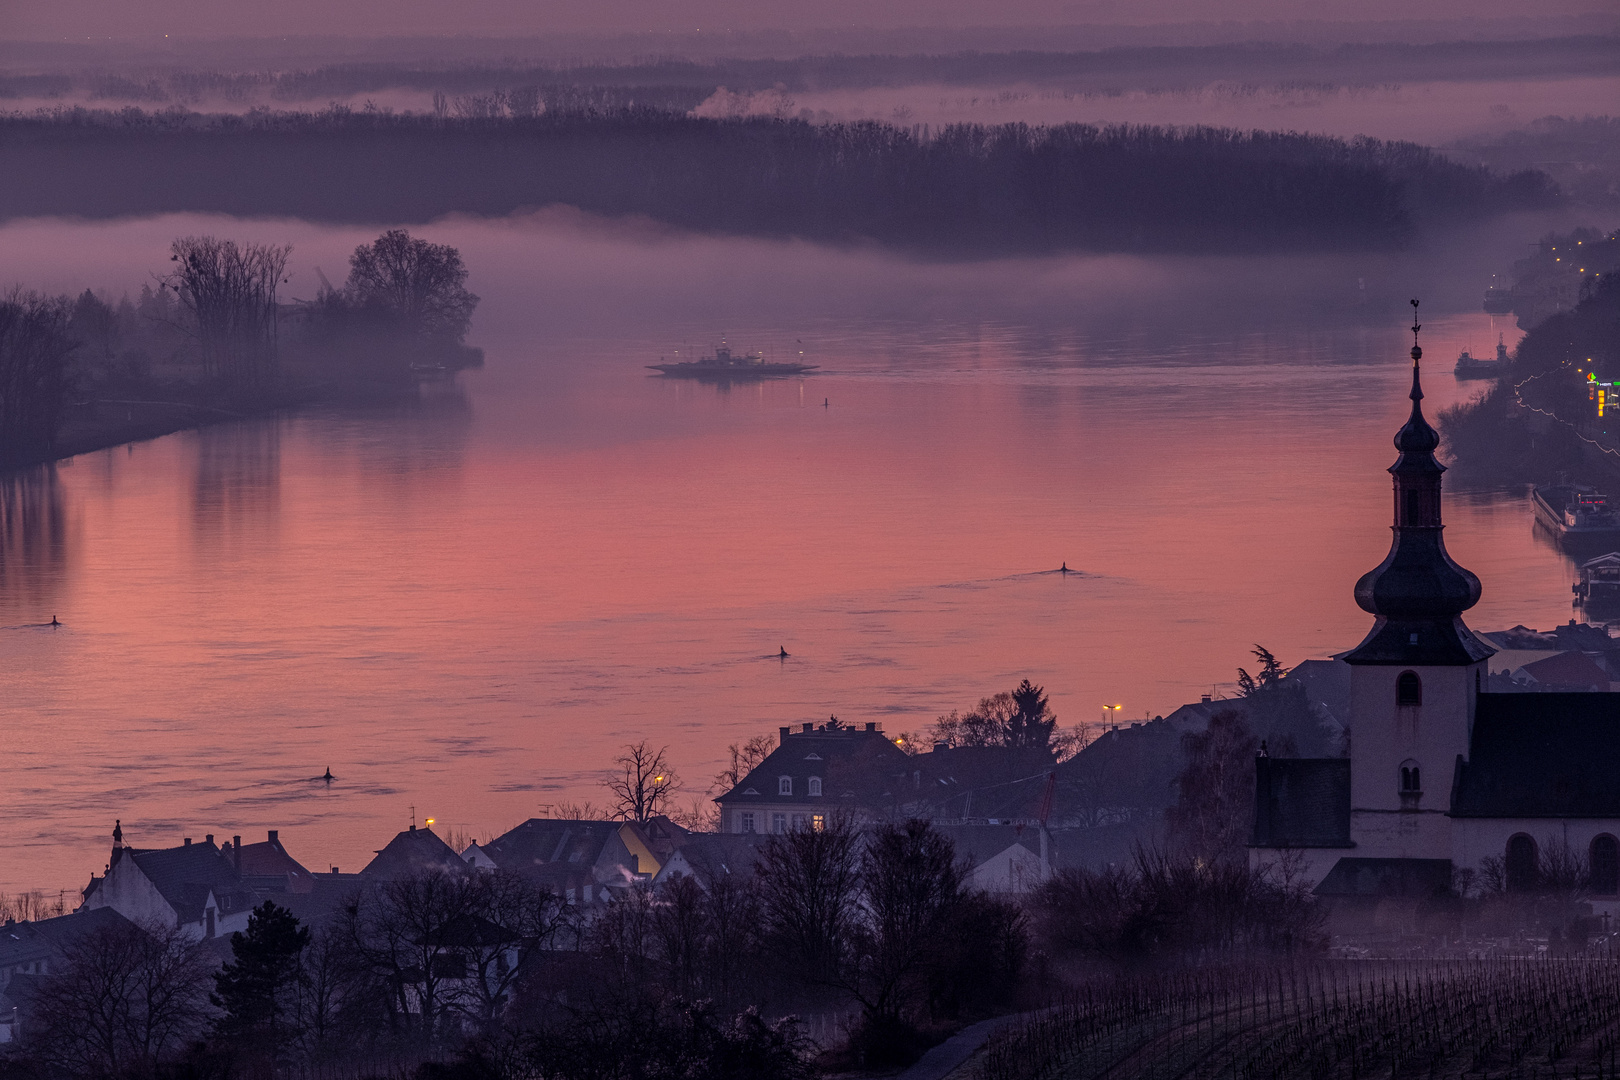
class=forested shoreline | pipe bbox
[0,110,1556,255]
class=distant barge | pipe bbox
[649,345,818,379]
[1532,485,1620,541]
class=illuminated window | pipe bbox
[739,812,755,833]
[812,814,825,832]
[1396,671,1422,707]
[808,777,822,796]
[1399,760,1421,794]
[772,813,787,834]
[778,776,793,795]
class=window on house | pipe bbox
[1396,671,1422,707]
[779,776,793,795]
[792,813,808,830]
[1506,834,1539,892]
[740,812,755,833]
[808,776,822,796]
[812,814,825,832]
[1592,835,1620,895]
[772,813,787,834]
[1399,760,1422,794]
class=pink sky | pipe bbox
[5,0,1611,40]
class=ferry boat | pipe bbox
[1483,286,1514,315]
[648,344,818,379]
[1454,336,1510,379]
[1574,552,1620,610]
[1532,485,1620,540]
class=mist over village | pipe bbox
[0,0,1618,1076]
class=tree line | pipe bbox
[0,110,1557,255]
[0,229,479,466]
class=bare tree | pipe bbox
[28,919,213,1076]
[712,734,775,793]
[165,236,290,386]
[605,741,680,823]
[340,869,482,1041]
[0,290,76,462]
[1166,709,1258,866]
[756,816,861,988]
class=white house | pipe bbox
[81,824,256,940]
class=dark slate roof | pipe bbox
[1452,692,1620,817]
[360,827,469,880]
[658,832,771,885]
[1314,858,1452,898]
[125,841,245,923]
[482,820,621,873]
[1250,757,1352,848]
[931,823,1043,865]
[0,907,136,986]
[717,723,911,808]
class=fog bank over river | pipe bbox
[0,209,1590,893]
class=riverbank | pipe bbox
[7,380,415,472]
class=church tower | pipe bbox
[1342,302,1494,859]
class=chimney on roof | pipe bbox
[184,838,192,846]
[205,834,213,845]
[780,726,790,744]
[1201,694,1212,703]
[865,722,876,732]
[268,830,278,845]
[409,824,416,832]
[331,867,339,874]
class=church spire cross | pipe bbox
[1343,300,1492,667]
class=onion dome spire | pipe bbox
[1343,301,1494,667]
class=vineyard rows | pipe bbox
[978,959,1620,1080]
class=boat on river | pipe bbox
[1532,485,1620,541]
[648,344,818,379]
[1454,336,1510,379]
[1574,552,1620,612]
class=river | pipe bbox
[0,208,1590,895]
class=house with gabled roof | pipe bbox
[361,825,469,880]
[82,824,255,939]
[716,718,911,834]
[222,829,316,894]
[469,819,663,903]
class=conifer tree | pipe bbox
[213,900,311,1054]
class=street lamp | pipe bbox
[1100,704,1122,727]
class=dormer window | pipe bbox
[1396,671,1422,707]
[779,776,793,795]
[808,777,822,796]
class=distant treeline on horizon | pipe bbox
[0,109,1557,255]
[0,35,1613,104]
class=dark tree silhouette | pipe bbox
[0,290,76,463]
[345,229,478,346]
[213,900,311,1056]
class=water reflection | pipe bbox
[0,465,69,614]
[192,419,282,545]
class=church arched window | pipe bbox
[1506,834,1539,892]
[1399,760,1422,794]
[1591,835,1619,896]
[1396,671,1422,707]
